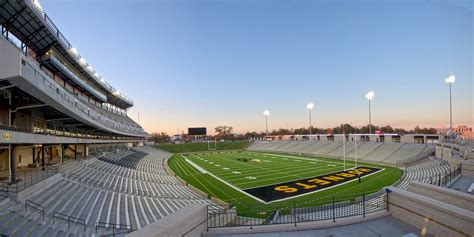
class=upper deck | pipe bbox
[0,0,133,109]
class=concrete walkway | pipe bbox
[214,216,430,237]
[449,176,474,193]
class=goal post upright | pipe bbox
[208,137,217,151]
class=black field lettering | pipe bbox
[243,166,382,202]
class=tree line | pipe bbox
[149,124,438,144]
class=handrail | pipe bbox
[25,199,45,221]
[53,211,86,231]
[95,222,133,236]
[8,168,60,193]
[0,182,8,198]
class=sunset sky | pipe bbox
[41,0,473,135]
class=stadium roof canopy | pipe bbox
[0,0,134,110]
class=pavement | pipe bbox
[214,216,431,237]
[449,176,474,193]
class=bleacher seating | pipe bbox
[247,140,434,166]
[396,157,451,190]
[0,146,224,236]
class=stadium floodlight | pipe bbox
[365,91,375,134]
[69,47,79,57]
[263,110,270,136]
[306,103,314,135]
[445,75,455,135]
[78,57,86,66]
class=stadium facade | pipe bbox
[0,0,147,183]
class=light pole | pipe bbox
[263,110,270,136]
[306,103,314,135]
[365,91,375,134]
[445,75,455,135]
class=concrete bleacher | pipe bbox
[0,146,224,236]
[247,140,434,166]
[345,142,382,159]
[360,143,404,163]
[383,143,430,164]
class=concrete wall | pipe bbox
[436,145,443,159]
[388,187,473,237]
[407,181,474,212]
[127,204,208,237]
[0,35,21,79]
[460,161,474,178]
[15,146,35,167]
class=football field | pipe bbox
[168,151,402,213]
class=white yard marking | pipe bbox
[215,164,221,167]
[246,176,257,180]
[232,171,241,174]
[181,155,267,203]
[327,164,336,167]
[185,158,208,174]
[223,167,230,170]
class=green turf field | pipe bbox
[168,151,402,216]
[157,141,249,153]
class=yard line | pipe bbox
[190,153,348,181]
[191,154,311,184]
[184,155,268,203]
[243,152,347,165]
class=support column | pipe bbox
[61,144,64,163]
[49,147,53,161]
[41,146,45,171]
[32,146,35,164]
[74,144,77,160]
[9,144,16,184]
[84,144,87,158]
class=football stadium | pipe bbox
[0,0,473,237]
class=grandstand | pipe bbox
[0,1,471,236]
[247,140,435,166]
[0,147,223,236]
[0,0,148,183]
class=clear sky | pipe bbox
[40,0,473,135]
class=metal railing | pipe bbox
[25,200,45,221]
[423,165,462,187]
[207,192,388,229]
[95,222,133,236]
[5,168,61,193]
[53,212,86,231]
[0,182,7,198]
[26,0,134,106]
[20,58,145,136]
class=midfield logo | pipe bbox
[243,166,382,202]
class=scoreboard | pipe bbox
[188,127,207,136]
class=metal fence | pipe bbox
[423,164,462,187]
[2,168,62,194]
[207,192,388,229]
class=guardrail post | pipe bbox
[332,196,335,222]
[293,201,297,226]
[385,188,391,212]
[363,193,366,218]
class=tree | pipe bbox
[215,125,234,140]
[150,132,170,144]
[380,125,394,133]
[394,128,407,134]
